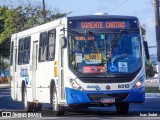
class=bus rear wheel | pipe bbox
[116,103,129,114]
[52,86,65,116]
[23,88,34,112]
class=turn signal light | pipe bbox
[54,61,58,77]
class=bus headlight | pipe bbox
[132,75,145,89]
[68,77,83,91]
[136,81,142,87]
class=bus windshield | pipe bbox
[68,32,142,75]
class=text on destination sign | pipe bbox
[81,22,126,29]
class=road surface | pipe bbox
[0,85,160,119]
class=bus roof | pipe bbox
[11,17,67,39]
[11,15,139,39]
[67,15,138,21]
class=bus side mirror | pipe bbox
[143,41,150,60]
[61,37,67,48]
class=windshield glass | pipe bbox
[68,32,142,74]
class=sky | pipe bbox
[46,0,156,54]
[0,0,157,54]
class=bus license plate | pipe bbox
[101,98,115,103]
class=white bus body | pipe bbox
[10,15,146,115]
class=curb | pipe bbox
[146,93,160,98]
[145,79,159,83]
[0,84,10,88]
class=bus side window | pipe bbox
[23,36,31,64]
[46,29,56,61]
[18,39,24,65]
[10,41,14,66]
[39,32,47,62]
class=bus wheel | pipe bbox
[35,103,42,111]
[52,86,65,116]
[116,103,129,114]
[23,88,34,112]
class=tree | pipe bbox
[4,0,70,30]
[0,0,70,69]
[146,60,157,78]
[141,27,146,37]
[0,1,69,43]
[0,6,17,43]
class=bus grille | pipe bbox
[80,77,134,83]
[87,93,129,102]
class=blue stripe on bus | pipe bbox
[65,87,145,105]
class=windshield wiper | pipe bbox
[107,30,126,61]
[85,31,100,53]
[110,30,139,51]
[110,30,126,51]
[85,31,106,53]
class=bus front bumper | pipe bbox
[65,87,145,105]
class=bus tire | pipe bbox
[35,103,42,111]
[116,103,129,114]
[22,88,34,112]
[52,85,65,116]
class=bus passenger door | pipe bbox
[11,41,17,100]
[32,41,38,101]
[58,34,66,103]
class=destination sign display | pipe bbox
[81,21,126,29]
[68,19,138,30]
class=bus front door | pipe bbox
[32,41,38,101]
[58,34,66,104]
[11,45,17,100]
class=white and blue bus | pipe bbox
[10,15,147,115]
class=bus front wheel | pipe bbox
[22,88,34,112]
[116,103,129,114]
[52,86,65,116]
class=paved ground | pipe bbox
[0,84,160,119]
[0,84,10,88]
[145,78,160,87]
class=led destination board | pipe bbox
[68,19,138,30]
[81,21,126,29]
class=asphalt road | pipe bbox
[0,86,160,119]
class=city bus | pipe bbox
[10,15,147,115]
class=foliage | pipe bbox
[0,0,70,68]
[0,6,17,43]
[146,60,157,78]
[141,27,146,36]
[0,2,69,43]
[0,57,10,71]
[0,61,9,71]
[145,87,160,93]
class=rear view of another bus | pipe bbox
[65,15,146,114]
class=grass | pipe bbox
[145,87,160,93]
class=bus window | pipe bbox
[39,32,47,62]
[18,38,24,65]
[46,29,56,61]
[23,37,31,64]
